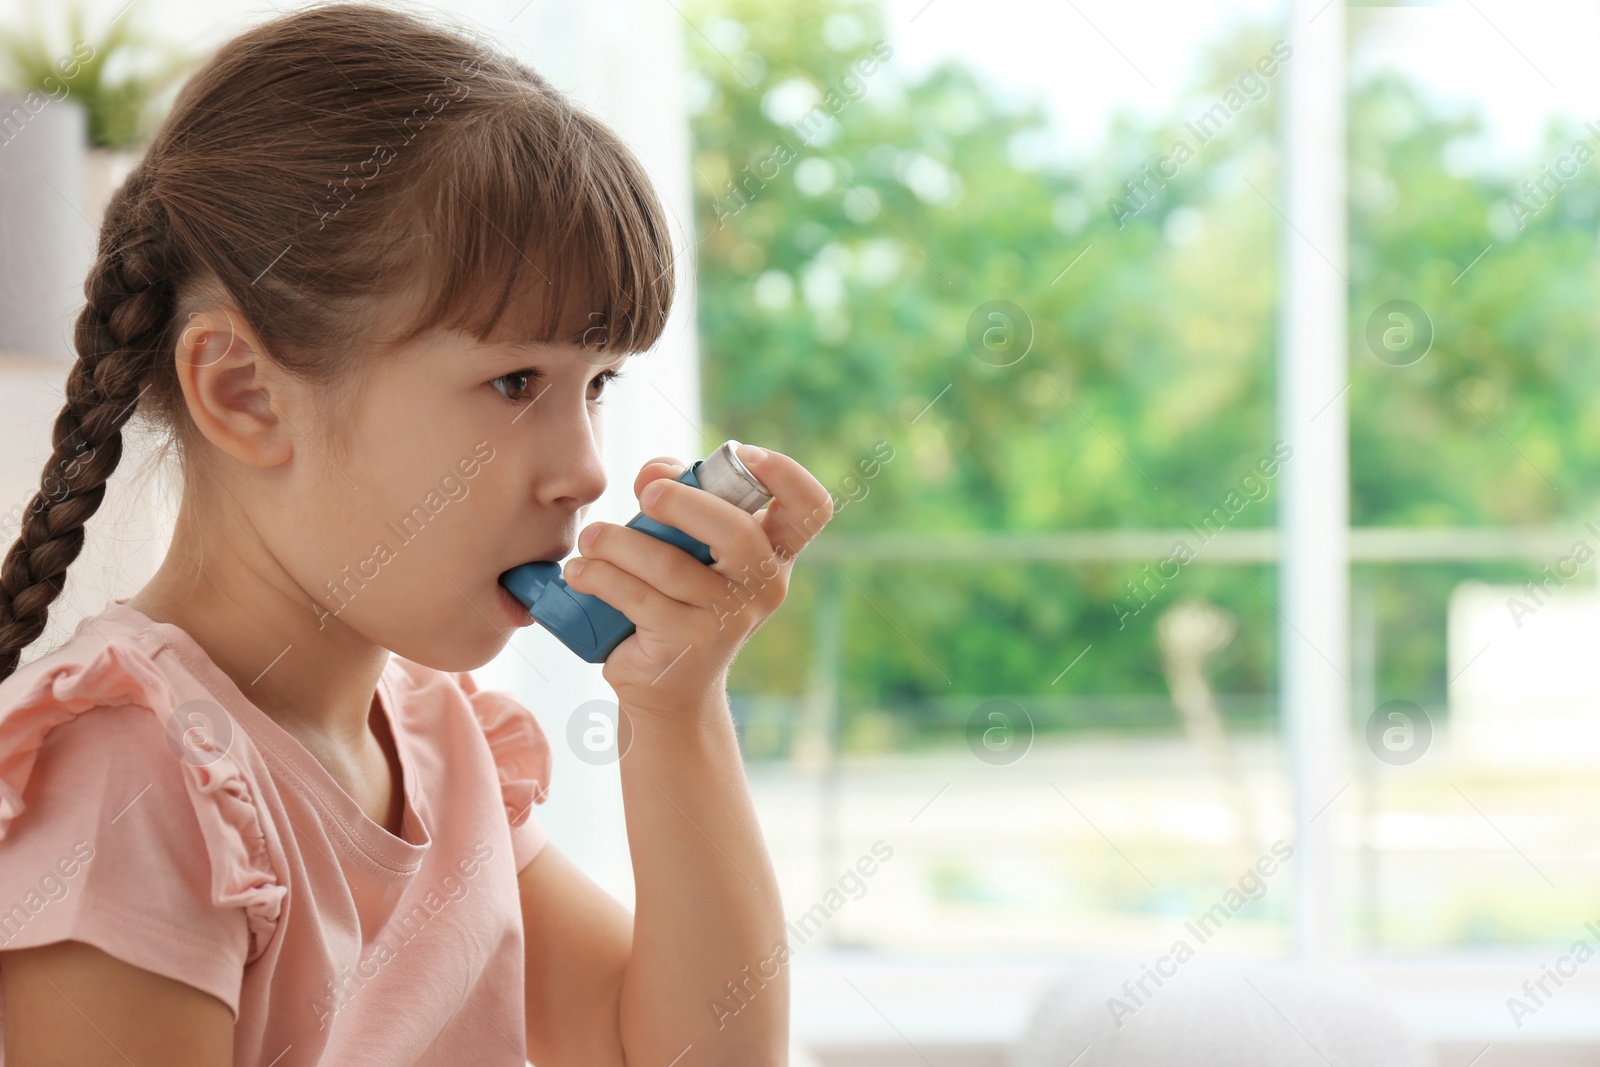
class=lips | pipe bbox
[495,536,574,623]
[527,543,573,567]
[502,543,573,573]
[496,580,538,626]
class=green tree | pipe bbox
[687,0,1294,750]
[686,0,1600,753]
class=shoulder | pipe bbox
[0,615,287,983]
[0,617,186,840]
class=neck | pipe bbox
[127,518,388,753]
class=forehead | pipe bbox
[448,284,623,362]
[462,335,634,370]
[471,282,633,364]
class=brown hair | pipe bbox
[0,1,676,681]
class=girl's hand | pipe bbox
[564,444,834,722]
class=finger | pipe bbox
[579,520,736,608]
[731,445,833,561]
[637,474,773,571]
[563,556,701,628]
[632,456,688,501]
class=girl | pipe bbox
[0,3,832,1065]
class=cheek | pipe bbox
[251,468,382,621]
[253,364,530,658]
[286,428,489,603]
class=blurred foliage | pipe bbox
[0,4,195,149]
[683,0,1600,752]
[1348,74,1600,525]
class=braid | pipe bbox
[0,164,177,681]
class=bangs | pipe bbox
[382,100,677,358]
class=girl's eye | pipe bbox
[489,367,627,406]
[589,367,625,403]
[490,369,542,404]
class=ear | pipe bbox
[173,307,295,468]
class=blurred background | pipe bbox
[5,0,1600,1063]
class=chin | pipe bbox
[359,601,515,673]
[387,633,508,676]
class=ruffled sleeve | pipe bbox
[453,670,552,872]
[0,634,287,1012]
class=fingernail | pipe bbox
[738,443,767,465]
[565,558,587,579]
[642,480,666,506]
[579,524,601,549]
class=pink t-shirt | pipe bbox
[0,598,552,1065]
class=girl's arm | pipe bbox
[518,845,633,1064]
[520,446,831,1066]
[517,700,787,1067]
[613,696,788,1064]
[1,940,234,1066]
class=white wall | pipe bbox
[466,0,703,908]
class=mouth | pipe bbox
[496,581,537,626]
[496,543,574,626]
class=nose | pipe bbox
[539,417,608,511]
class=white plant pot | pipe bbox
[0,93,92,360]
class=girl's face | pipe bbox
[219,319,629,672]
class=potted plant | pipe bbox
[0,4,196,224]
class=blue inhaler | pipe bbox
[498,440,774,663]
